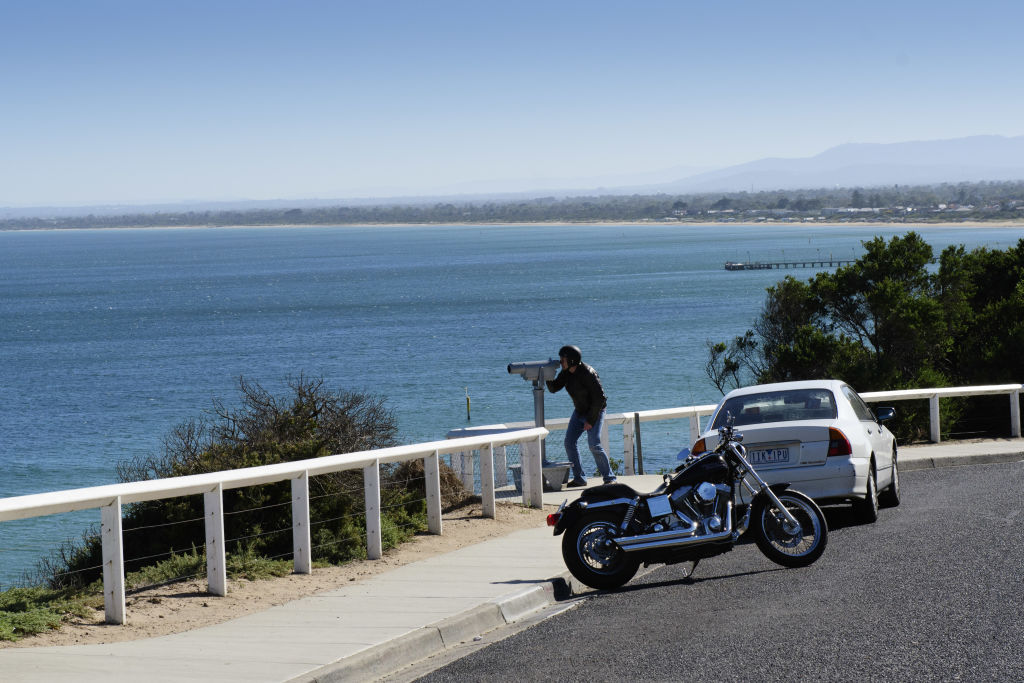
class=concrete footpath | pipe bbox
[1,440,1022,683]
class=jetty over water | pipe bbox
[724,259,856,271]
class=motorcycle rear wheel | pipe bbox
[751,490,828,568]
[562,512,640,590]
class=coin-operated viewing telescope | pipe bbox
[507,358,560,442]
[507,359,560,385]
[507,358,569,486]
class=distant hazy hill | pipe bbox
[654,135,1024,194]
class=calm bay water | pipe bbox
[1,222,1020,585]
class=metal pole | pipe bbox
[533,379,548,463]
[622,419,635,475]
[634,413,644,474]
[1011,389,1021,438]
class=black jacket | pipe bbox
[546,363,607,425]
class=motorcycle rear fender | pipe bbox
[551,496,634,536]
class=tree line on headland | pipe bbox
[4,179,1024,230]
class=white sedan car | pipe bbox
[691,379,900,523]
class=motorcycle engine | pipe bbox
[671,482,731,534]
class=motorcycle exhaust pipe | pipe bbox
[617,503,733,553]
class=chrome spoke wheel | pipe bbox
[562,512,641,590]
[760,497,823,558]
[576,520,623,573]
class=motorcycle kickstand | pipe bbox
[679,559,700,583]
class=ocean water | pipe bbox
[1,222,1020,585]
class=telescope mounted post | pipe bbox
[507,358,561,464]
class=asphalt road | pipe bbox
[414,461,1024,682]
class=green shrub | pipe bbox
[33,375,468,591]
[0,586,99,641]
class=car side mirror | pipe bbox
[875,406,896,423]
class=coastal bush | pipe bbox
[33,375,470,591]
[707,234,1024,442]
[0,586,98,641]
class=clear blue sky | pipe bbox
[3,0,1023,206]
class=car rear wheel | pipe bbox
[853,462,879,523]
[878,450,901,508]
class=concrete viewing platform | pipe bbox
[0,439,1021,682]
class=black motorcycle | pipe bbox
[547,415,828,589]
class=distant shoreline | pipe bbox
[3,220,1024,233]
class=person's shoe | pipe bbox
[567,478,588,488]
[603,477,618,485]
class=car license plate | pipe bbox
[750,447,790,465]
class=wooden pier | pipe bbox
[724,259,856,271]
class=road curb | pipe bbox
[287,578,570,683]
[901,451,1024,472]
[287,559,668,683]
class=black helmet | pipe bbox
[558,345,582,367]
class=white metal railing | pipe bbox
[860,384,1022,443]
[2,382,1019,626]
[0,427,549,625]
[450,383,1022,477]
[447,405,718,477]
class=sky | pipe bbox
[3,0,1024,207]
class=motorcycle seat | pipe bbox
[580,482,642,500]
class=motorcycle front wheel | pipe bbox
[751,490,828,568]
[562,512,640,590]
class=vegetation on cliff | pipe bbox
[706,234,1024,441]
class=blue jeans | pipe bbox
[564,409,615,482]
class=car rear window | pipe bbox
[713,388,838,427]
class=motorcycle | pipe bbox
[546,414,828,589]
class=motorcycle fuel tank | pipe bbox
[669,454,730,492]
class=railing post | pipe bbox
[364,460,382,560]
[204,483,227,597]
[457,452,475,491]
[1011,389,1021,438]
[480,442,496,518]
[524,435,544,508]
[930,394,941,443]
[622,419,635,476]
[634,413,644,475]
[425,450,442,534]
[291,471,311,574]
[689,414,701,444]
[495,445,508,486]
[101,496,126,625]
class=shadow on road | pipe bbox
[820,504,877,531]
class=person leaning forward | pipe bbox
[546,345,616,487]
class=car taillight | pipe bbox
[546,512,561,527]
[828,427,852,456]
[692,438,707,455]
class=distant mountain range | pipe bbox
[3,135,1023,219]
[648,135,1024,195]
